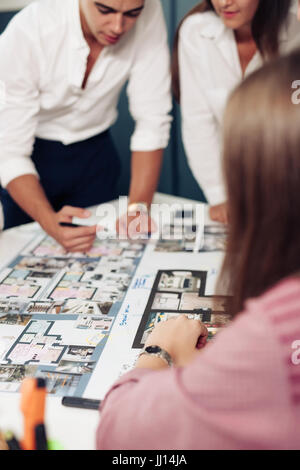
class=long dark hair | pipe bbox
[172,0,292,102]
[217,49,300,317]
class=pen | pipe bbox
[62,396,101,410]
[20,377,47,450]
[59,222,80,228]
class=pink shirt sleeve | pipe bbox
[96,298,295,450]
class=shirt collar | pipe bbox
[200,10,290,43]
[69,0,90,50]
[199,12,227,41]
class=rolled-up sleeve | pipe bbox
[0,13,40,188]
[127,0,172,152]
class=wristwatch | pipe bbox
[127,202,149,216]
[139,345,173,367]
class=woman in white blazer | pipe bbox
[173,0,300,223]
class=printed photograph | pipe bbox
[63,345,95,362]
[0,300,27,315]
[61,299,113,316]
[49,360,95,375]
[0,364,39,384]
[155,223,227,253]
[157,270,206,294]
[24,301,64,315]
[75,315,113,331]
[0,313,32,326]
[38,370,81,395]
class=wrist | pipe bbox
[135,354,169,370]
[139,345,173,367]
[127,201,150,216]
[39,209,58,235]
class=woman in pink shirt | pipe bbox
[96,49,300,450]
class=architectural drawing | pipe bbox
[133,270,231,349]
[0,234,145,396]
[0,219,228,399]
[154,208,227,253]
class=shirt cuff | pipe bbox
[0,157,38,188]
[130,128,170,152]
[204,184,226,206]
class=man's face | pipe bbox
[80,0,145,46]
[211,0,260,30]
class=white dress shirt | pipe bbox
[179,11,300,205]
[0,0,172,188]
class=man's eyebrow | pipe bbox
[94,2,144,14]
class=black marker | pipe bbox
[62,396,101,410]
[59,222,80,228]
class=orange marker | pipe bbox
[20,378,47,450]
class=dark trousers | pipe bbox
[1,130,121,230]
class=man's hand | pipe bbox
[209,202,228,224]
[142,316,208,368]
[43,205,97,253]
[6,176,97,252]
[116,211,157,239]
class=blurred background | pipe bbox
[0,0,206,202]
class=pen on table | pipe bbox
[62,396,101,410]
[20,377,47,450]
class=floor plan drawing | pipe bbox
[0,214,229,399]
[0,233,145,396]
[133,270,231,349]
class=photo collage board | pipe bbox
[154,209,228,253]
[0,234,145,396]
[133,269,231,349]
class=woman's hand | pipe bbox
[209,202,228,224]
[143,316,208,367]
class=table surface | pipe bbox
[0,193,224,450]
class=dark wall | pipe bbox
[0,11,16,31]
[0,0,205,202]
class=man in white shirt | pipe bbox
[0,0,172,251]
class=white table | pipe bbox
[0,193,224,450]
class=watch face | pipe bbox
[145,345,161,354]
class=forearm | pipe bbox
[129,149,163,207]
[6,174,56,231]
